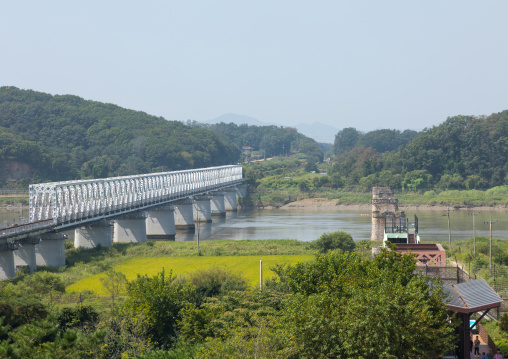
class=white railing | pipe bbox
[0,219,54,238]
[29,165,243,227]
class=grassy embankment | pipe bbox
[0,197,28,206]
[250,186,508,208]
[246,158,508,208]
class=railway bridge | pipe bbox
[0,165,246,279]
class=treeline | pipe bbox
[330,111,508,190]
[0,87,240,186]
[0,245,456,358]
[187,120,324,163]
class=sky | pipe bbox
[1,1,508,132]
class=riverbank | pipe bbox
[279,198,508,212]
[2,197,508,212]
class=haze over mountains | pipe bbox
[205,113,339,144]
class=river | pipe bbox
[2,206,508,243]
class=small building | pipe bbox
[395,243,446,267]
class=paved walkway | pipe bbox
[469,338,495,358]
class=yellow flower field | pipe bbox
[67,255,313,295]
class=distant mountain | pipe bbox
[294,122,339,144]
[207,114,339,144]
[206,113,274,127]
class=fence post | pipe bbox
[494,264,496,293]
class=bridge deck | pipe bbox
[1,165,244,239]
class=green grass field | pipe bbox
[67,254,313,295]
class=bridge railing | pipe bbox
[29,165,243,227]
[0,219,55,238]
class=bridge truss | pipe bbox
[29,165,243,230]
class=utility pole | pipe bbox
[446,208,451,249]
[196,208,200,252]
[489,216,492,269]
[472,207,476,258]
[484,216,495,269]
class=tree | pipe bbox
[402,169,433,191]
[333,127,360,154]
[310,231,355,254]
[100,269,127,310]
[125,268,193,348]
[278,248,456,358]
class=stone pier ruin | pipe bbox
[371,187,405,241]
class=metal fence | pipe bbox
[416,265,474,286]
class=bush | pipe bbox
[310,231,355,254]
[494,252,508,266]
[58,305,99,329]
[17,271,65,294]
[500,312,508,333]
[188,267,248,305]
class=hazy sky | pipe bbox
[1,1,507,132]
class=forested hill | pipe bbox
[331,111,508,190]
[187,121,324,164]
[0,87,240,187]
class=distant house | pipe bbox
[242,146,253,152]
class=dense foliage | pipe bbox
[334,127,420,155]
[331,111,508,190]
[0,244,457,358]
[188,120,324,163]
[0,87,240,186]
[309,230,355,253]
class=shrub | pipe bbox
[17,271,65,294]
[310,231,355,254]
[188,267,248,305]
[58,305,99,329]
[500,312,508,333]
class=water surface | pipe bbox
[2,206,507,243]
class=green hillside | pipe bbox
[331,111,508,190]
[0,87,240,186]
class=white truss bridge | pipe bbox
[1,165,243,238]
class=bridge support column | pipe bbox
[113,213,147,243]
[13,237,38,274]
[173,199,195,230]
[224,187,238,212]
[236,184,248,198]
[193,195,212,223]
[146,205,176,240]
[36,233,66,267]
[74,219,112,248]
[210,192,226,217]
[0,244,16,279]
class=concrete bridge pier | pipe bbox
[13,237,39,274]
[193,195,212,223]
[0,244,16,279]
[209,191,226,217]
[113,213,147,243]
[74,219,112,248]
[224,187,238,212]
[236,184,248,198]
[36,233,66,267]
[173,199,195,230]
[146,205,176,240]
